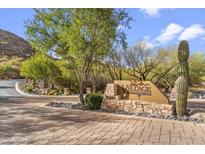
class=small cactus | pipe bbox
[175,76,188,117]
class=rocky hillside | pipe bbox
[0,29,34,58]
[0,29,34,79]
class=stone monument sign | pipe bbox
[102,80,172,116]
[104,80,169,104]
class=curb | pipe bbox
[15,82,37,97]
[15,82,80,98]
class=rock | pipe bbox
[46,102,205,124]
[190,112,205,122]
[46,102,82,109]
[170,115,176,119]
[182,116,190,121]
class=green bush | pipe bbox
[24,84,33,93]
[85,93,103,110]
[85,93,92,103]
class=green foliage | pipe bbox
[85,93,91,103]
[175,76,187,117]
[85,93,103,110]
[55,60,78,89]
[20,52,48,82]
[151,46,205,89]
[0,65,19,79]
[25,8,131,104]
[24,84,33,93]
[0,56,23,79]
[189,52,205,85]
[147,47,177,89]
[20,52,63,88]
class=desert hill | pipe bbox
[0,29,34,58]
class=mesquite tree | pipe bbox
[25,9,132,105]
[105,49,124,80]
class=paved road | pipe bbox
[0,79,23,97]
[0,80,205,144]
[0,97,205,145]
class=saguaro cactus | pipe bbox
[175,76,188,117]
[178,40,189,86]
[175,40,190,117]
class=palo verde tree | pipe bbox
[25,9,132,105]
[20,52,62,89]
[20,52,50,88]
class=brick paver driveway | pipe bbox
[0,97,205,145]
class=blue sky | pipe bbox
[0,8,205,54]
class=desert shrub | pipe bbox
[85,93,103,110]
[48,89,63,95]
[85,93,92,103]
[0,64,20,79]
[0,56,23,79]
[24,84,33,93]
[48,89,56,95]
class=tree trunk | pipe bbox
[44,80,48,89]
[79,93,85,105]
[68,78,71,90]
[119,69,122,80]
[79,81,85,105]
[92,82,96,93]
[26,78,28,83]
[51,84,55,89]
[33,79,36,89]
[140,74,145,81]
[90,78,96,93]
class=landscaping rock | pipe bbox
[46,102,82,109]
[46,102,205,124]
[190,112,205,122]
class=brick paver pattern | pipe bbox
[0,97,205,145]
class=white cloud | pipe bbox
[140,8,161,17]
[146,41,154,49]
[178,24,205,40]
[154,23,184,45]
[140,38,154,49]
